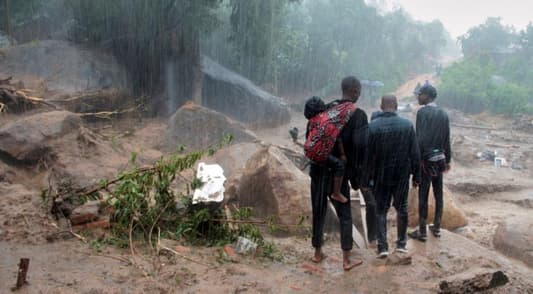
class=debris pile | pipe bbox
[0,76,55,113]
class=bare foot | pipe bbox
[330,192,348,203]
[343,258,363,271]
[311,252,327,263]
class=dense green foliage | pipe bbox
[439,19,533,115]
[203,0,448,98]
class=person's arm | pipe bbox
[364,126,376,188]
[409,126,421,187]
[443,114,452,168]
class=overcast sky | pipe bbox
[388,0,533,38]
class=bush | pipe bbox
[439,56,532,115]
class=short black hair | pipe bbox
[418,84,437,99]
[304,96,326,119]
[341,76,361,93]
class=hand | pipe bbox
[340,155,347,162]
[412,179,420,188]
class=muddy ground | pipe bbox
[1,75,533,293]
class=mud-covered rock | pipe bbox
[408,186,468,230]
[0,111,81,163]
[493,219,533,267]
[202,142,261,178]
[69,200,101,225]
[201,56,290,127]
[225,146,311,230]
[164,103,257,151]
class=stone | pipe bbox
[201,56,290,127]
[69,200,101,225]
[202,142,261,178]
[408,186,468,230]
[164,103,257,151]
[0,111,81,163]
[225,145,311,230]
[493,219,533,267]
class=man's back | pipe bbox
[368,112,420,186]
[416,105,451,162]
[335,104,368,177]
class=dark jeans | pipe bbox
[360,188,377,243]
[374,180,409,252]
[418,169,443,235]
[310,163,353,251]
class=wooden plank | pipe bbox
[15,258,29,290]
[357,190,369,247]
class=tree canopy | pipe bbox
[440,19,533,115]
[3,0,450,107]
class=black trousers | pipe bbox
[418,169,443,235]
[374,180,409,252]
[310,163,353,251]
[360,188,377,243]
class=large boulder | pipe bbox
[0,40,128,96]
[202,142,261,178]
[0,111,81,163]
[493,219,533,267]
[201,56,290,127]
[225,145,311,229]
[164,103,257,151]
[408,186,468,230]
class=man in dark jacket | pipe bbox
[367,95,421,258]
[409,84,451,241]
[309,76,365,270]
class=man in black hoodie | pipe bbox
[409,84,451,241]
[309,76,367,270]
[367,95,420,258]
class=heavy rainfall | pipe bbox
[0,0,532,293]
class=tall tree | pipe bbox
[459,17,517,58]
[69,0,221,105]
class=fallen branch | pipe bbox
[48,222,87,243]
[0,76,13,85]
[159,246,212,267]
[451,123,497,131]
[13,258,30,290]
[211,218,307,229]
[0,83,57,111]
[77,107,138,120]
[47,90,110,103]
[486,142,520,149]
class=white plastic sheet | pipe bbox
[192,162,226,204]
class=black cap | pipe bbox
[417,84,437,99]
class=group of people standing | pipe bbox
[306,76,451,270]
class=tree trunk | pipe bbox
[191,30,203,106]
[4,0,12,45]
